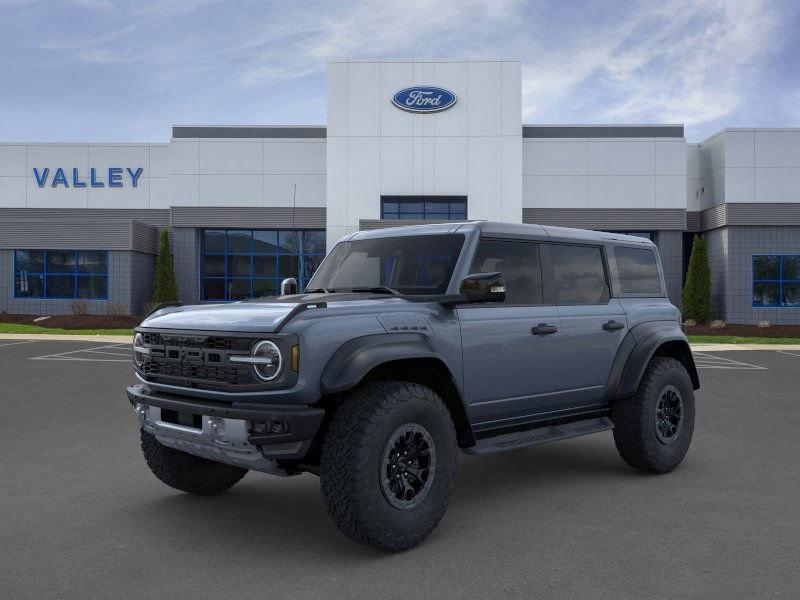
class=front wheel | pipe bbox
[319,381,458,551]
[140,430,247,495]
[611,357,695,474]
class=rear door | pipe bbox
[457,238,565,427]
[546,242,627,407]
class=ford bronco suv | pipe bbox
[128,222,698,550]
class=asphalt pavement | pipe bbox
[1,339,799,599]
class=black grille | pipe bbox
[143,361,246,385]
[141,332,252,352]
[138,332,258,389]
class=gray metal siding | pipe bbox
[655,230,683,310]
[170,206,326,229]
[686,212,701,232]
[522,125,684,138]
[172,228,200,305]
[172,126,326,139]
[722,226,800,325]
[700,203,800,231]
[523,208,687,230]
[0,220,137,251]
[0,208,169,227]
[131,221,159,254]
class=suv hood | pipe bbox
[138,294,412,333]
[140,302,298,333]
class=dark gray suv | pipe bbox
[128,222,699,550]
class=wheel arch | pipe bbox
[319,333,475,448]
[609,323,700,399]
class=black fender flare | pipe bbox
[320,332,446,395]
[605,322,699,400]
[319,332,475,447]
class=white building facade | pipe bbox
[1,59,799,323]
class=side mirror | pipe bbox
[459,272,506,303]
[280,277,298,296]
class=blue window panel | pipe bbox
[204,230,226,253]
[201,229,325,301]
[753,254,800,307]
[783,256,800,280]
[381,197,467,220]
[253,230,278,254]
[15,273,44,297]
[783,282,800,307]
[13,250,108,299]
[227,230,252,253]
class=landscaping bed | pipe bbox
[684,323,800,338]
[0,313,141,330]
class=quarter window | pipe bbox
[470,240,543,305]
[615,246,661,294]
[550,244,609,305]
[201,229,325,301]
[381,196,467,221]
[753,255,800,307]
[13,250,108,299]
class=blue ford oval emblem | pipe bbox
[392,86,457,113]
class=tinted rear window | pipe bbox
[550,244,609,304]
[615,246,661,294]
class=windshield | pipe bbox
[307,234,465,295]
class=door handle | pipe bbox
[602,320,625,331]
[532,323,558,336]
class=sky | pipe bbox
[1,0,799,143]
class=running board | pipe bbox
[464,417,613,455]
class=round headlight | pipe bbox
[133,332,145,368]
[251,340,282,381]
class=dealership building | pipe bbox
[1,59,799,323]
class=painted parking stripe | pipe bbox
[776,350,800,358]
[30,343,131,362]
[692,352,767,370]
[0,340,36,349]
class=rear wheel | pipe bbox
[140,430,247,495]
[319,380,458,551]
[611,357,695,474]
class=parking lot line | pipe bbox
[692,351,767,370]
[0,340,36,349]
[30,343,131,363]
[775,350,800,358]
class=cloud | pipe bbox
[520,0,789,134]
[1,0,797,142]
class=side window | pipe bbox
[470,239,543,304]
[615,246,661,294]
[550,244,609,305]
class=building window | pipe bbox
[201,229,326,301]
[381,196,467,220]
[14,250,108,299]
[753,255,800,307]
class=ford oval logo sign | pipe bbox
[392,86,457,113]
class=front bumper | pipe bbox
[127,384,325,470]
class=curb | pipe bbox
[0,333,131,343]
[690,343,800,352]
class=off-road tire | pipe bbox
[140,430,247,495]
[319,380,458,551]
[611,356,695,474]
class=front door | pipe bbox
[457,239,565,429]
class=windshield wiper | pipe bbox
[304,287,333,294]
[349,286,402,296]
